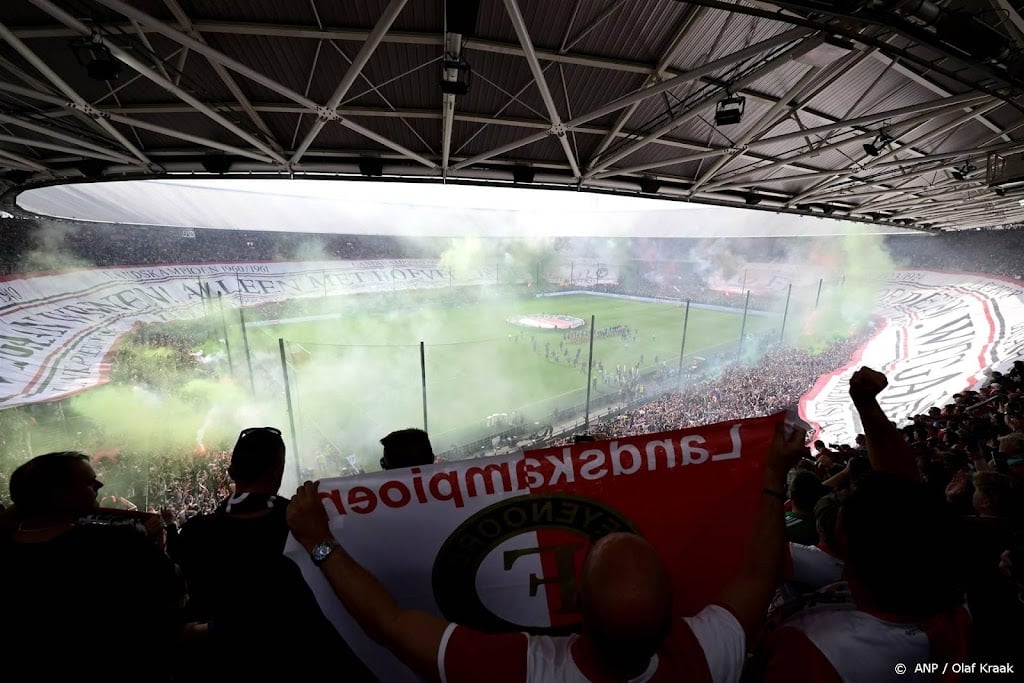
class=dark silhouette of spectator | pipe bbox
[778,492,846,604]
[785,471,825,546]
[172,427,375,682]
[0,451,185,681]
[380,427,435,470]
[285,423,807,682]
[757,368,971,682]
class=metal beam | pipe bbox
[0,132,133,165]
[440,30,461,174]
[450,27,814,171]
[586,35,824,178]
[0,20,152,166]
[785,99,1004,206]
[162,0,283,155]
[0,114,139,165]
[700,95,992,192]
[590,5,708,161]
[31,0,285,166]
[90,0,435,168]
[688,64,822,193]
[0,147,49,172]
[503,0,580,178]
[290,0,408,164]
[101,112,281,162]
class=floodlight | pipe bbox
[714,95,746,126]
[512,165,534,184]
[440,57,472,96]
[951,162,975,182]
[358,158,384,177]
[201,154,233,174]
[71,39,122,82]
[640,176,662,194]
[863,132,893,157]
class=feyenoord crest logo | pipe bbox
[432,494,636,635]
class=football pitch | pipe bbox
[245,292,777,464]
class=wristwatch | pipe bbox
[310,539,340,566]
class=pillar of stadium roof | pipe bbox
[30,0,286,167]
[161,0,284,158]
[288,0,407,166]
[0,20,152,168]
[784,100,1006,207]
[589,5,709,163]
[583,35,826,179]
[449,26,814,172]
[502,0,580,178]
[89,0,437,170]
[440,30,460,175]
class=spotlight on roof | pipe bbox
[951,162,976,182]
[639,176,662,194]
[714,95,746,126]
[862,132,893,157]
[201,153,233,175]
[440,56,472,96]
[744,192,762,205]
[512,165,535,184]
[358,158,383,177]
[70,38,122,82]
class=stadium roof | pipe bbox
[1,0,1023,232]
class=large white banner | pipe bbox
[0,259,494,409]
[4,261,1023,444]
[800,271,1024,445]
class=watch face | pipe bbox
[312,541,337,565]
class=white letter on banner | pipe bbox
[680,435,709,465]
[546,451,576,484]
[579,449,607,480]
[644,439,677,469]
[610,441,642,475]
[711,424,743,461]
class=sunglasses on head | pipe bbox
[239,426,282,439]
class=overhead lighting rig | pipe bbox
[862,131,893,157]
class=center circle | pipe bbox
[505,314,585,330]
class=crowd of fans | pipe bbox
[3,218,1024,679]
[2,357,1021,680]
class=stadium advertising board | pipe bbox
[284,412,782,682]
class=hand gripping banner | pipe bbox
[285,412,785,682]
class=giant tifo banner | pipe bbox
[0,259,495,409]
[801,270,1024,445]
[284,413,783,683]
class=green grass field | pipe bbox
[242,292,777,466]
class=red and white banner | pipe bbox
[284,412,783,682]
[801,270,1024,445]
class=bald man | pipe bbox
[286,423,806,682]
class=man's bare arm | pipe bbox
[718,422,806,639]
[288,481,448,682]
